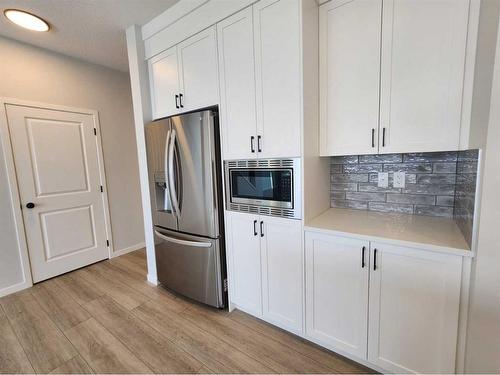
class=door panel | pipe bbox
[253,0,301,158]
[178,26,219,112]
[305,232,369,359]
[319,0,382,156]
[171,110,218,237]
[145,119,178,231]
[154,227,223,308]
[217,7,258,160]
[261,216,303,334]
[149,46,180,119]
[225,211,262,317]
[6,105,108,282]
[379,0,469,153]
[368,243,462,373]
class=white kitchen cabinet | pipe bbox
[225,211,262,317]
[319,0,382,156]
[217,7,258,160]
[149,46,180,119]
[305,232,369,359]
[148,26,219,119]
[379,0,470,154]
[254,0,302,158]
[320,0,472,155]
[226,211,303,332]
[368,242,462,373]
[261,216,303,334]
[178,27,219,113]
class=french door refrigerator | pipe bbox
[145,108,226,308]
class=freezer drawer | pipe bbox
[154,227,224,308]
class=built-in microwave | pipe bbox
[225,158,301,219]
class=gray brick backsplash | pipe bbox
[403,151,458,163]
[433,162,457,174]
[343,164,383,173]
[331,183,358,191]
[386,194,435,205]
[369,202,414,214]
[403,184,455,196]
[331,155,359,164]
[383,163,432,173]
[436,196,455,207]
[329,150,479,226]
[331,200,368,210]
[415,205,454,218]
[416,174,456,184]
[346,192,386,202]
[359,154,402,164]
[331,173,369,183]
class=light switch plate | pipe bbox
[378,172,389,188]
[393,171,406,188]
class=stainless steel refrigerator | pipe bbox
[145,108,226,308]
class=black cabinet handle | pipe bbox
[26,202,35,209]
[361,246,366,268]
[257,135,262,153]
[251,136,255,153]
[175,94,179,109]
[179,93,184,108]
[260,221,264,237]
[372,128,375,148]
[382,127,386,147]
[253,220,258,236]
[373,248,378,271]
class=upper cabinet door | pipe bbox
[368,243,462,373]
[379,0,470,154]
[319,0,382,156]
[178,26,219,113]
[225,211,263,317]
[149,46,180,119]
[217,7,258,160]
[305,232,369,359]
[260,216,303,334]
[253,0,301,158]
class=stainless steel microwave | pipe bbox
[224,158,301,219]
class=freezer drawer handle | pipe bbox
[154,230,212,248]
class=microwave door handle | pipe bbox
[168,129,181,218]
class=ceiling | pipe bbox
[0,0,178,72]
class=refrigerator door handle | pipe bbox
[154,230,212,248]
[168,129,181,218]
[163,129,176,213]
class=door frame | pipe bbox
[0,97,114,296]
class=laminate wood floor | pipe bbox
[0,249,373,374]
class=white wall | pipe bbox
[0,36,144,292]
[465,19,500,373]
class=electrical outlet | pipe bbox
[378,172,389,188]
[393,171,406,188]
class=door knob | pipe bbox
[26,202,35,209]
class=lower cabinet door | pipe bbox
[368,243,462,373]
[260,216,303,334]
[305,232,369,359]
[225,211,262,317]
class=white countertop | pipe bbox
[305,208,473,257]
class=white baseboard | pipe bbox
[111,242,146,258]
[147,274,158,285]
[0,279,32,298]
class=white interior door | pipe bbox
[6,105,109,283]
[319,0,382,156]
[305,232,369,359]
